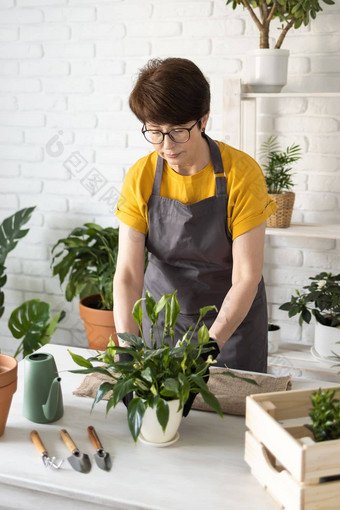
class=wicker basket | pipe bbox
[266,192,295,228]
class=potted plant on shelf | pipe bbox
[69,291,256,445]
[259,135,302,228]
[225,0,335,92]
[51,223,120,350]
[279,272,340,359]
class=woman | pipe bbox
[114,57,277,374]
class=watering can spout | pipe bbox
[42,376,63,421]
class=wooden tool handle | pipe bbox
[30,430,48,455]
[87,425,103,450]
[60,428,78,453]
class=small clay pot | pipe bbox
[79,294,117,350]
[0,354,18,437]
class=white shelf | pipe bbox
[241,91,340,99]
[266,223,340,239]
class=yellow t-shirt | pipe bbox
[115,141,277,240]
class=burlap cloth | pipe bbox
[73,367,291,416]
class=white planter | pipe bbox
[268,325,280,354]
[314,321,340,359]
[245,49,289,93]
[140,399,183,445]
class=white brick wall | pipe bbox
[0,0,339,356]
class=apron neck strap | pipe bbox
[152,135,226,197]
[204,134,227,197]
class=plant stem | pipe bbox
[275,18,296,49]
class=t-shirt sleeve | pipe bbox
[227,150,277,239]
[114,162,149,235]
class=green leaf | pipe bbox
[190,374,223,417]
[91,382,115,411]
[68,349,93,369]
[132,298,144,329]
[197,323,209,344]
[141,366,153,383]
[199,305,217,322]
[156,398,169,432]
[127,397,146,442]
[111,378,134,406]
[117,332,144,348]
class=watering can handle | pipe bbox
[30,430,48,456]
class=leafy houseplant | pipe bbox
[226,1,335,92]
[280,272,340,359]
[69,291,256,443]
[8,299,65,358]
[305,388,340,442]
[226,0,334,49]
[51,223,120,350]
[51,223,119,311]
[0,207,36,319]
[280,272,340,328]
[260,135,302,228]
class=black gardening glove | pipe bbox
[182,339,220,417]
[118,352,134,408]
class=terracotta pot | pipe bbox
[0,354,18,437]
[79,294,117,351]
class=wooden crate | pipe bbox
[244,386,340,510]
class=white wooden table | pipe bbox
[0,344,335,510]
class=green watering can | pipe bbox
[23,352,63,423]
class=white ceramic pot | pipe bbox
[140,399,183,444]
[268,325,280,354]
[314,321,340,359]
[245,49,289,93]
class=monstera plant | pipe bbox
[0,207,36,319]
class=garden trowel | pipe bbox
[87,425,112,471]
[60,428,91,473]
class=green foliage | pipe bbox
[69,291,257,442]
[51,223,119,311]
[225,0,334,49]
[305,388,340,442]
[8,299,65,358]
[0,207,36,319]
[259,136,302,194]
[280,272,340,328]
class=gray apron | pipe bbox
[142,135,268,373]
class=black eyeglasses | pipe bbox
[142,120,200,144]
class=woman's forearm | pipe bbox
[113,274,144,344]
[209,278,260,350]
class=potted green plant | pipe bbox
[51,223,119,350]
[280,272,340,359]
[8,299,65,358]
[69,291,256,445]
[0,207,36,319]
[305,388,340,443]
[226,0,335,92]
[259,135,302,228]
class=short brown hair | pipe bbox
[129,58,210,126]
